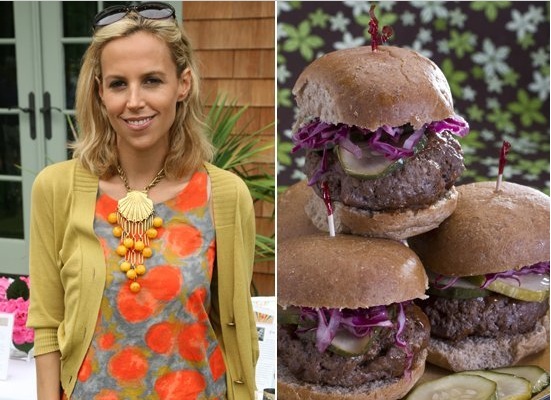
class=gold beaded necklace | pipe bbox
[107,165,165,293]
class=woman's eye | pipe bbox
[144,77,162,85]
[108,80,126,89]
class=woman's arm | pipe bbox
[35,351,61,400]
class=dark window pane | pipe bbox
[0,45,17,108]
[0,115,21,175]
[0,181,23,239]
[0,2,14,38]
[64,44,89,109]
[63,2,98,37]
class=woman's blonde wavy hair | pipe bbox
[72,13,213,179]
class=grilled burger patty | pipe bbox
[277,304,430,387]
[304,131,464,211]
[420,293,549,342]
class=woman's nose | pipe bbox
[126,85,145,109]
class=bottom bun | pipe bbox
[427,313,550,372]
[277,349,427,400]
[305,188,458,240]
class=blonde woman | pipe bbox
[27,3,258,399]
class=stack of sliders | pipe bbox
[408,181,550,372]
[277,42,472,398]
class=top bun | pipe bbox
[293,45,454,131]
[278,234,428,309]
[408,181,550,276]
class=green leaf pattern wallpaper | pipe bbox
[277,1,550,193]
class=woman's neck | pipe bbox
[116,147,168,190]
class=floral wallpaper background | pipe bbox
[277,1,550,194]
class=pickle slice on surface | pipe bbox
[336,143,403,179]
[461,370,532,400]
[405,374,498,400]
[469,274,550,302]
[492,366,550,394]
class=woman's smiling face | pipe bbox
[98,31,190,154]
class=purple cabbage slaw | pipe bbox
[481,261,550,289]
[296,302,413,373]
[292,115,469,185]
[432,261,550,290]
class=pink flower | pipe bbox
[0,277,11,300]
[0,277,34,346]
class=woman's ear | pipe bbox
[177,68,192,102]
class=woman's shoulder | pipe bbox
[34,159,97,193]
[36,159,78,178]
[203,163,249,193]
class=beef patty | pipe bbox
[419,293,549,342]
[277,304,430,387]
[304,131,464,211]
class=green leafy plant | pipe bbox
[206,94,276,270]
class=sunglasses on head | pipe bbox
[93,2,176,28]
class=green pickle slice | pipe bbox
[460,370,531,400]
[469,273,550,302]
[328,329,378,356]
[428,274,491,299]
[405,374,498,400]
[336,143,403,179]
[492,366,550,394]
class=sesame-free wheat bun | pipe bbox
[277,234,429,308]
[277,180,320,242]
[291,45,470,240]
[277,234,430,399]
[293,46,454,131]
[409,181,550,276]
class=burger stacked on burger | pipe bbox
[291,45,470,240]
[408,181,550,371]
[278,234,431,400]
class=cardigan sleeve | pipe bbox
[27,167,66,355]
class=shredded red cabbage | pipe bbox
[297,302,412,371]
[433,274,460,290]
[427,114,470,137]
[481,261,550,289]
[292,115,469,185]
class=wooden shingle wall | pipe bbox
[182,2,275,296]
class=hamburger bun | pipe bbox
[427,313,549,372]
[277,349,427,400]
[293,45,454,131]
[305,187,458,240]
[277,180,320,242]
[277,234,428,309]
[408,181,550,276]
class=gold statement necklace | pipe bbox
[107,165,165,293]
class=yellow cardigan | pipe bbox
[27,159,259,399]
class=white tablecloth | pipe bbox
[0,358,37,400]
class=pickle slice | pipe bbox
[461,370,531,400]
[336,143,404,179]
[277,305,301,325]
[492,366,550,394]
[469,274,550,302]
[405,374,498,400]
[428,273,491,299]
[328,329,377,357]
